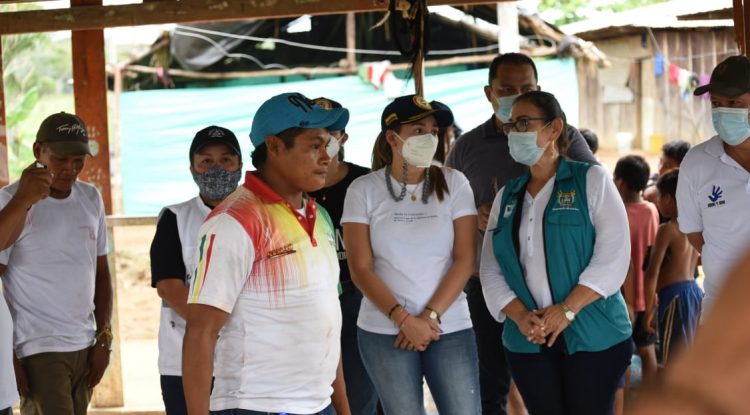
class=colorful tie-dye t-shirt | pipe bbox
[188,172,341,414]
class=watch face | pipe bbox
[565,311,575,321]
[430,311,438,320]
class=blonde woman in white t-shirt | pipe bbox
[342,95,480,415]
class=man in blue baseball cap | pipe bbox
[183,92,351,415]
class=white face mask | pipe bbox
[394,132,438,168]
[325,135,341,159]
[495,94,519,123]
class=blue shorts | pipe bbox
[658,280,703,365]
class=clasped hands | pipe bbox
[393,309,442,352]
[518,304,572,347]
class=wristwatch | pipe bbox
[561,303,576,323]
[425,306,442,324]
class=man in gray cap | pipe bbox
[183,93,350,415]
[0,112,113,415]
[678,55,750,316]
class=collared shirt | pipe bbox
[479,165,630,321]
[676,135,750,313]
[188,171,341,414]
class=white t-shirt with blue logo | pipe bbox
[677,135,750,313]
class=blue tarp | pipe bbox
[121,58,578,215]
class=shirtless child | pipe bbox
[643,170,703,367]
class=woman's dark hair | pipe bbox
[372,125,449,202]
[250,127,301,169]
[656,169,679,199]
[512,91,570,155]
[662,140,691,164]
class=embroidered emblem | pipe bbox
[413,95,432,110]
[557,190,576,208]
[503,203,515,218]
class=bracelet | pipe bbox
[387,303,402,320]
[396,312,410,329]
[97,341,113,352]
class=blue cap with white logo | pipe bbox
[250,92,350,147]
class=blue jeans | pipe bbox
[465,278,510,415]
[211,406,333,415]
[339,284,379,415]
[358,328,481,415]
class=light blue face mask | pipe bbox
[495,94,519,124]
[712,107,750,146]
[508,131,545,166]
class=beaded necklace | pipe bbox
[385,162,430,204]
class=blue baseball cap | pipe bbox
[250,92,350,147]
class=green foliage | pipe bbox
[1,4,73,178]
[540,0,671,26]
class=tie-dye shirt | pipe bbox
[188,172,341,414]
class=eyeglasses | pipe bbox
[502,117,548,135]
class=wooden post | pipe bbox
[70,0,123,408]
[345,12,357,71]
[0,38,8,187]
[744,0,750,57]
[734,0,746,55]
[497,1,519,53]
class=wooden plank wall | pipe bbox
[577,28,737,152]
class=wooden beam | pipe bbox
[122,53,501,80]
[0,39,8,187]
[345,12,357,71]
[0,0,501,35]
[70,0,123,407]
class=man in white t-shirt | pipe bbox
[0,112,113,415]
[0,164,53,415]
[183,92,350,415]
[678,55,750,315]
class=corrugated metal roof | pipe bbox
[561,0,733,36]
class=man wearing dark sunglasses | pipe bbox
[445,52,597,415]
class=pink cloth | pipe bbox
[625,201,660,312]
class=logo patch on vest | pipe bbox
[552,190,579,211]
[503,203,515,218]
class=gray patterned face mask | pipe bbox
[192,166,242,201]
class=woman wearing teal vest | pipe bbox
[479,91,633,415]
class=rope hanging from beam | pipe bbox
[388,0,429,96]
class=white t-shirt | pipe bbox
[188,180,341,414]
[479,166,631,322]
[676,135,750,313]
[0,282,18,410]
[0,181,108,358]
[341,167,477,335]
[156,196,211,376]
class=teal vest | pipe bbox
[492,158,632,354]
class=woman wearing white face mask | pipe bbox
[342,95,480,415]
[480,91,633,415]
